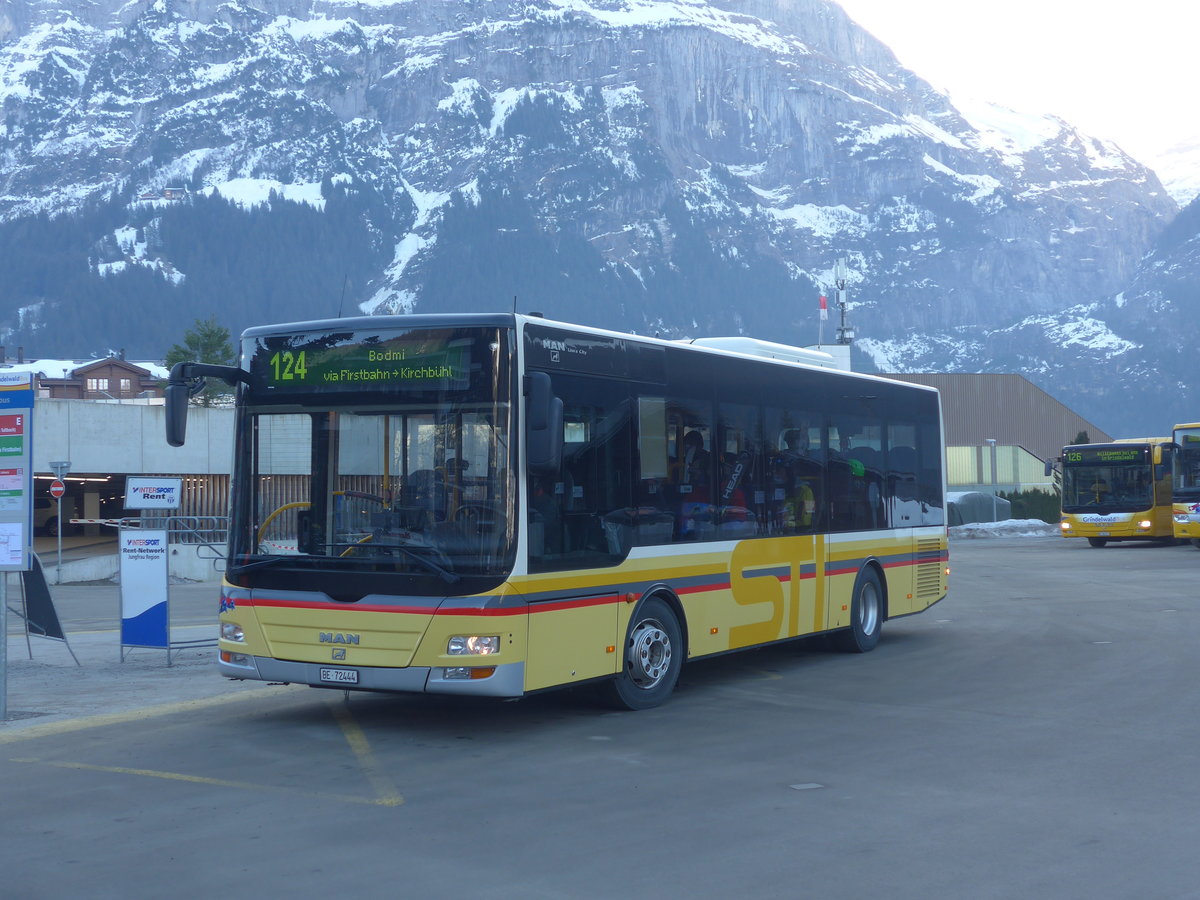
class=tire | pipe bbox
[601,597,683,710]
[834,567,883,653]
[42,516,58,537]
[1087,538,1108,548]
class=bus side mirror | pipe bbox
[1044,459,1056,477]
[165,360,247,447]
[525,371,563,474]
[165,381,190,447]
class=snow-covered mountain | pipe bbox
[0,0,1191,435]
[1147,136,1200,207]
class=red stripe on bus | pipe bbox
[677,581,731,595]
[244,598,440,615]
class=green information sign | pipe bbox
[251,331,472,395]
[1064,446,1145,465]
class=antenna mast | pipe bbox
[833,257,855,346]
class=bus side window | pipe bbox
[664,400,715,542]
[528,373,633,571]
[716,402,761,538]
[917,419,945,525]
[627,395,674,546]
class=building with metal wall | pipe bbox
[879,373,1113,493]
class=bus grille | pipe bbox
[915,539,944,600]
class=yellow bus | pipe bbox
[1057,438,1175,547]
[1169,422,1200,548]
[166,314,948,709]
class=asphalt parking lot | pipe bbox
[3,534,1200,899]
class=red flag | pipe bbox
[819,294,828,321]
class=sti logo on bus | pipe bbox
[319,632,360,645]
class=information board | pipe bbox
[0,373,34,572]
[247,329,484,396]
[119,529,170,648]
[124,476,183,510]
[1063,445,1146,465]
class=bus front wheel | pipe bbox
[602,597,683,710]
[834,567,883,653]
[1087,538,1108,548]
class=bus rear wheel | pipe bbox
[601,597,682,710]
[834,567,883,653]
[1087,538,1108,548]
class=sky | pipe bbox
[833,0,1198,167]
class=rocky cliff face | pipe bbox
[0,0,1190,434]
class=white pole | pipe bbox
[56,494,63,585]
[986,439,999,522]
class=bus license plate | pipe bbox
[319,667,359,685]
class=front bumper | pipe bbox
[219,653,526,697]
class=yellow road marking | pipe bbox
[3,686,405,807]
[0,686,303,745]
[8,758,401,807]
[329,699,405,806]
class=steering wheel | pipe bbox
[454,503,507,537]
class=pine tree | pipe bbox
[164,317,235,407]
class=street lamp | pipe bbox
[985,439,998,522]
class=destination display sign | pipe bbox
[249,330,474,395]
[1063,446,1146,465]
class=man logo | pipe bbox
[318,632,360,645]
[332,648,346,660]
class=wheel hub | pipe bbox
[628,619,672,689]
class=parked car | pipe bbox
[34,496,78,537]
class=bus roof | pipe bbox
[236,312,938,396]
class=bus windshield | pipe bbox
[1061,455,1152,513]
[228,325,516,592]
[1173,426,1200,502]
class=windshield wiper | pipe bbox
[351,536,460,584]
[392,543,460,584]
[229,554,307,573]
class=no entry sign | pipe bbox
[49,480,66,499]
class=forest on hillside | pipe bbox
[0,179,397,359]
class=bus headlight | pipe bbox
[1137,519,1152,530]
[447,635,500,655]
[220,622,245,642]
[1060,521,1071,532]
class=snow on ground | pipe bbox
[949,518,1059,539]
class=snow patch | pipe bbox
[541,0,809,57]
[203,178,326,210]
[950,519,1059,539]
[922,154,1002,201]
[762,203,867,239]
